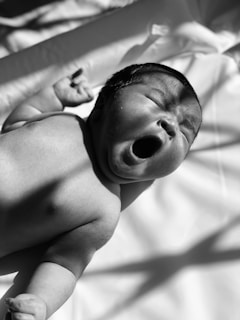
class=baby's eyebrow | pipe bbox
[151,88,166,97]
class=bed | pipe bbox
[0,1,240,319]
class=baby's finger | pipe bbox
[71,72,88,87]
[6,297,38,315]
[70,68,85,85]
[8,312,34,320]
[77,84,94,101]
[71,68,83,80]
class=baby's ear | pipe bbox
[91,108,102,121]
[91,95,105,121]
[88,107,103,125]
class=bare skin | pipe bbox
[0,70,153,320]
[1,69,201,320]
[89,73,202,183]
[0,71,121,320]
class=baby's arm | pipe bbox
[5,264,76,320]
[2,69,93,133]
[5,216,118,320]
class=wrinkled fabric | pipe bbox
[0,1,240,319]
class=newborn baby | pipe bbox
[1,63,202,320]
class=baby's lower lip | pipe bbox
[107,150,136,182]
[122,144,145,166]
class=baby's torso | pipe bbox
[0,114,121,256]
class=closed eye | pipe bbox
[180,119,196,142]
[181,118,198,133]
[145,93,166,111]
[180,129,190,143]
[181,119,195,131]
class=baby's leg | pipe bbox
[54,68,94,107]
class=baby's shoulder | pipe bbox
[22,111,86,144]
[24,111,84,127]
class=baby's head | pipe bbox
[88,63,202,184]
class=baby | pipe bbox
[1,63,202,320]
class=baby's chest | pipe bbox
[1,169,120,255]
[50,170,121,229]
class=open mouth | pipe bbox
[132,136,162,159]
[107,135,162,182]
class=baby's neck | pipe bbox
[83,120,121,193]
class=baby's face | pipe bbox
[91,73,201,184]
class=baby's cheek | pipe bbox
[148,144,186,178]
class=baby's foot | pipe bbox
[54,68,94,107]
[5,294,47,320]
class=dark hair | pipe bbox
[93,63,201,110]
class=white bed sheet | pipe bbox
[0,1,240,320]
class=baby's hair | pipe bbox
[93,63,201,110]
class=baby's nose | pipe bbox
[157,116,177,138]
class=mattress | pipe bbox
[0,1,240,319]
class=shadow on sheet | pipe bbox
[0,1,240,320]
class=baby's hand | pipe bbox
[54,68,94,107]
[5,294,47,320]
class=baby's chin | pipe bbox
[104,143,186,184]
[104,154,140,184]
[102,144,161,184]
[106,140,144,181]
[98,132,188,184]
